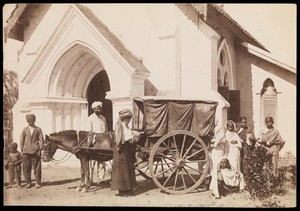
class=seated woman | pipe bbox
[216,158,245,198]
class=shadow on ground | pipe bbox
[42,178,81,186]
[59,178,159,195]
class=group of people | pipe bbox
[5,113,44,189]
[86,101,142,196]
[5,101,285,199]
[208,116,285,199]
[5,101,142,198]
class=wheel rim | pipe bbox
[149,130,209,194]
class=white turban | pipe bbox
[91,101,102,109]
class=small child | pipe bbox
[5,142,22,189]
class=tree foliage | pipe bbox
[244,145,294,207]
[3,70,18,111]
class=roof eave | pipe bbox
[189,3,269,53]
[5,4,28,41]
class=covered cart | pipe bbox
[132,96,218,194]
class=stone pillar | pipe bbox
[54,103,63,131]
[64,104,72,130]
[43,103,54,135]
[80,103,88,130]
[72,104,80,131]
[106,91,133,128]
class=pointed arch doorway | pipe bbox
[86,70,113,131]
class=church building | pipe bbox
[5,4,296,159]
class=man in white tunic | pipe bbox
[86,101,111,184]
[87,101,108,137]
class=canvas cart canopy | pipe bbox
[133,96,218,138]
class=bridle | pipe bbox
[43,132,93,163]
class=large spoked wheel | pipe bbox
[149,130,209,194]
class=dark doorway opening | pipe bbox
[218,86,240,123]
[86,70,113,131]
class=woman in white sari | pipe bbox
[209,121,229,199]
[225,120,243,171]
[217,157,245,197]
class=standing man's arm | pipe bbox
[104,118,108,133]
[38,128,44,151]
[20,128,26,153]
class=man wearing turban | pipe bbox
[87,101,108,136]
[86,101,109,185]
[20,114,44,189]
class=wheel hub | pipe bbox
[175,158,185,168]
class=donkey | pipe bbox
[42,130,114,192]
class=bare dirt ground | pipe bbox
[3,163,296,207]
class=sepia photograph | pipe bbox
[3,3,296,207]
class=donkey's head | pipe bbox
[41,134,59,162]
[41,130,78,162]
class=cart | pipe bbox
[132,96,218,194]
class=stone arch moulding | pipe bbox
[21,3,137,99]
[217,39,233,89]
[47,40,106,98]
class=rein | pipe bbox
[50,152,73,163]
[47,132,104,163]
[78,132,93,147]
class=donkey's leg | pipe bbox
[96,161,101,184]
[102,162,107,181]
[90,160,95,185]
[81,157,90,193]
[76,158,85,191]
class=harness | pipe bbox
[49,131,93,163]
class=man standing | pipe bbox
[86,101,110,184]
[256,116,285,176]
[20,114,44,189]
[87,101,108,143]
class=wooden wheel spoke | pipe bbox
[154,160,159,174]
[173,168,180,191]
[182,139,197,158]
[180,134,186,158]
[162,167,177,187]
[184,164,203,174]
[161,162,165,178]
[183,167,197,184]
[154,166,174,178]
[185,148,204,160]
[162,158,173,169]
[180,170,187,190]
[173,135,179,156]
[155,152,176,162]
[162,141,177,159]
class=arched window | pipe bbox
[217,39,240,123]
[260,78,277,127]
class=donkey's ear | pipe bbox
[45,135,49,140]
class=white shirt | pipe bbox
[29,126,34,135]
[86,113,107,133]
[123,122,133,142]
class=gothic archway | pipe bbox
[86,70,113,131]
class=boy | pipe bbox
[5,142,22,189]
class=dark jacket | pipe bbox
[20,126,44,154]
